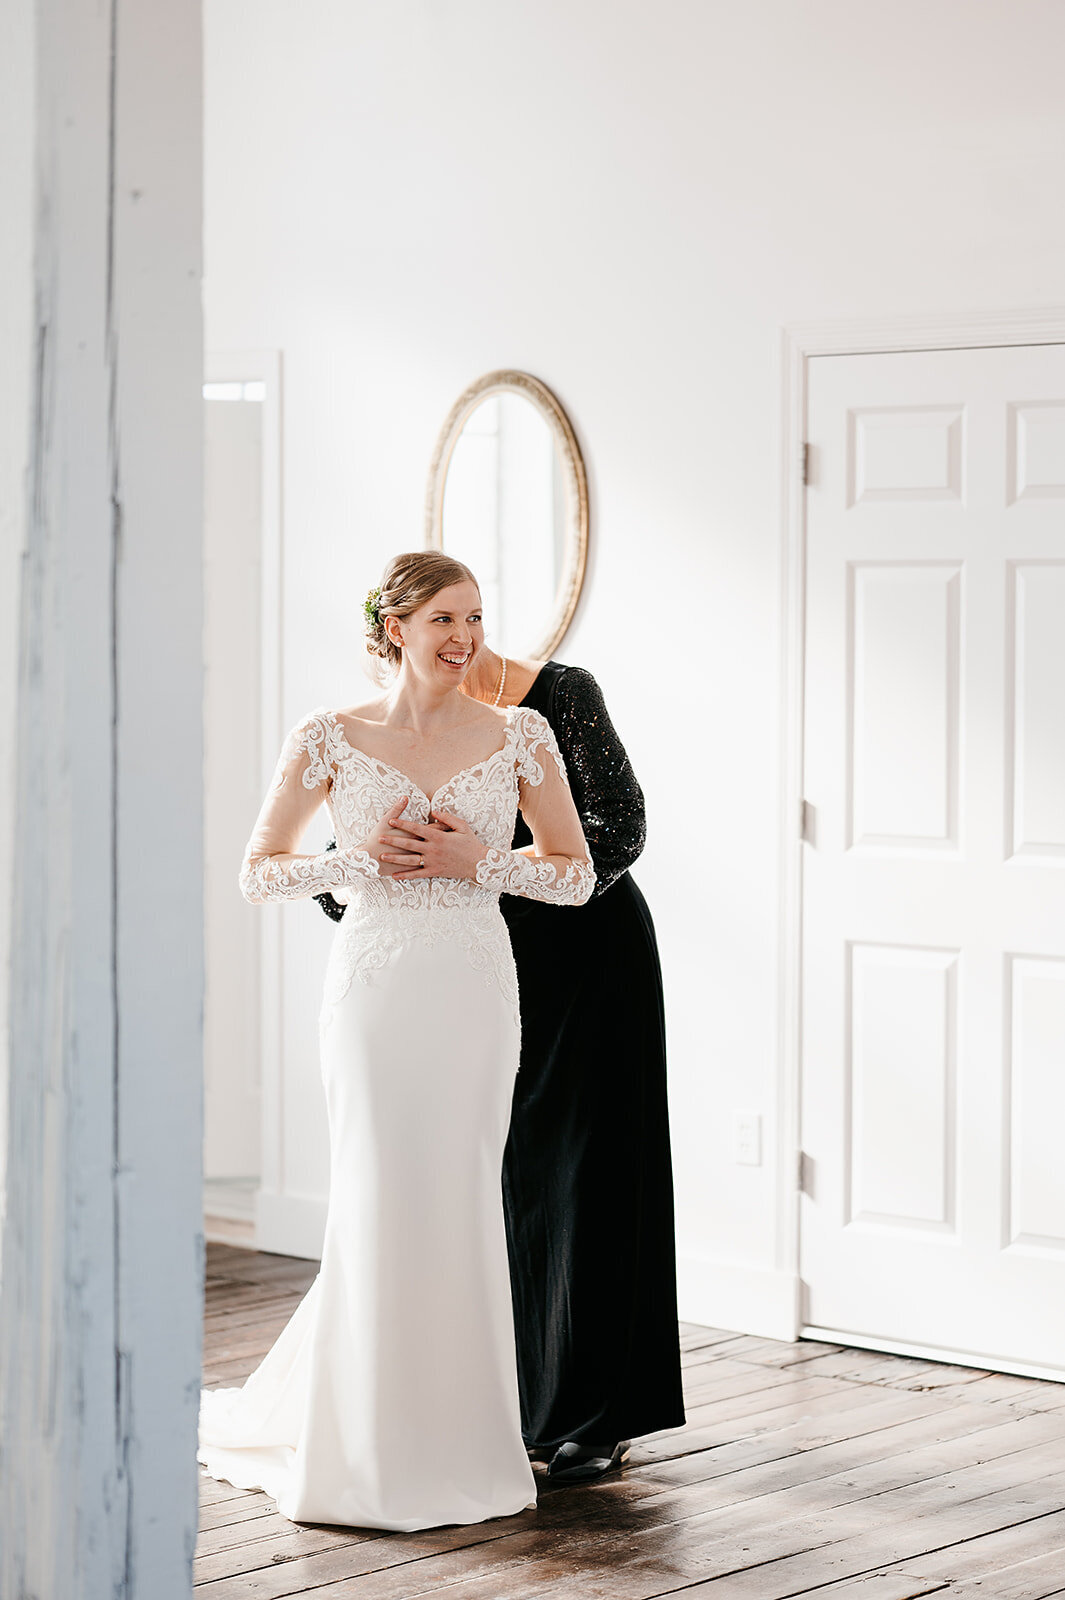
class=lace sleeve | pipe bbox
[474,709,596,906]
[552,666,646,894]
[314,843,347,923]
[239,711,380,904]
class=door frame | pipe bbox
[203,349,285,1250]
[776,306,1065,1352]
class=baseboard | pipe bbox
[203,1175,258,1221]
[249,1199,800,1341]
[204,1213,256,1247]
[255,1190,327,1260]
[676,1253,801,1342]
[204,1176,258,1246]
[803,1324,1065,1385]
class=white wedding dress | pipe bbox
[197,703,594,1531]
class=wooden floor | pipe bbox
[197,1243,1065,1599]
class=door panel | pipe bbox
[847,942,957,1231]
[849,562,961,848]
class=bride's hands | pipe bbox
[358,797,430,878]
[381,807,488,881]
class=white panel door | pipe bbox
[801,344,1065,1375]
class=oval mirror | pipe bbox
[425,370,588,660]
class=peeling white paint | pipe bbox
[1,1,203,1595]
[0,0,35,1256]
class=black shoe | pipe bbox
[546,1439,630,1483]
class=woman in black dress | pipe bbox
[317,650,685,1479]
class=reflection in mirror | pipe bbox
[426,372,588,660]
[442,393,563,657]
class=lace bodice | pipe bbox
[316,662,646,924]
[239,705,595,1018]
[239,704,596,913]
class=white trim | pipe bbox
[784,306,1065,360]
[204,350,284,1252]
[774,327,808,1327]
[203,350,283,795]
[778,305,1065,1351]
[803,1325,1065,1386]
[204,348,283,787]
[677,1253,800,1344]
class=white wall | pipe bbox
[204,0,1065,1332]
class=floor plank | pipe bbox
[940,1564,1065,1600]
[878,1509,1065,1588]
[195,1243,1065,1599]
[792,1576,950,1599]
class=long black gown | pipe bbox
[317,661,685,1449]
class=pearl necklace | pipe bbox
[491,655,508,707]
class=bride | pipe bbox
[197,550,595,1532]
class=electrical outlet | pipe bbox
[734,1112,762,1166]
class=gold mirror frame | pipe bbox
[425,370,589,661]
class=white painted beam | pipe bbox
[0,0,203,1594]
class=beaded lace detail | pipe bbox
[475,847,596,904]
[238,712,381,903]
[241,845,379,902]
[240,704,594,1018]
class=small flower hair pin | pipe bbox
[363,585,383,631]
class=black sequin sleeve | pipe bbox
[551,666,646,894]
[314,842,346,922]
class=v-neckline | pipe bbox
[327,706,516,809]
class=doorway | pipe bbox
[798,340,1065,1377]
[202,354,282,1247]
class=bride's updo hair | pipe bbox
[365,550,479,671]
